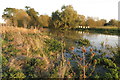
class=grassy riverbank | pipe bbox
[1,26,63,78]
[1,26,120,78]
[72,26,119,35]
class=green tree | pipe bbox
[39,15,50,27]
[79,15,86,26]
[108,19,118,26]
[50,10,62,28]
[25,6,40,28]
[2,8,16,26]
[2,8,31,28]
[86,17,96,27]
[14,9,31,28]
[61,5,80,28]
[51,5,80,28]
[96,19,106,26]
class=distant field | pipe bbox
[73,26,119,35]
[91,26,118,29]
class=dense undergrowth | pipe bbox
[1,27,120,79]
[1,27,62,78]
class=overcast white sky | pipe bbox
[0,0,119,23]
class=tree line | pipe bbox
[2,5,120,29]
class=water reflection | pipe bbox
[81,33,118,48]
[48,29,118,49]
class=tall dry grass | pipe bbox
[1,26,50,68]
[0,26,41,34]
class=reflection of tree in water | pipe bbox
[49,29,83,48]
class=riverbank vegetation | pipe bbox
[73,26,119,35]
[1,27,62,78]
[1,26,120,79]
[1,5,119,36]
[1,4,120,79]
[2,5,120,29]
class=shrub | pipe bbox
[75,38,90,46]
[45,39,63,52]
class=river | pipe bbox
[48,29,118,49]
[77,31,118,48]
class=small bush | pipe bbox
[45,39,62,52]
[75,38,90,46]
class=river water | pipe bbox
[77,31,118,48]
[47,29,119,58]
[49,30,118,49]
